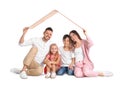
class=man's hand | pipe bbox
[23,27,29,34]
[19,27,29,44]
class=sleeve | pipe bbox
[85,35,94,48]
[19,38,34,46]
[58,47,62,55]
[45,54,51,60]
[71,51,75,58]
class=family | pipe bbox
[11,27,113,79]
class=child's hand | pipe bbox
[46,62,52,68]
[68,64,74,70]
[50,61,55,65]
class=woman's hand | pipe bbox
[83,29,87,36]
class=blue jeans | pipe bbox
[56,67,74,75]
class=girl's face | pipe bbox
[50,45,58,54]
[63,37,70,47]
[70,33,78,42]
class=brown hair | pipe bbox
[69,30,82,40]
[44,27,53,32]
[63,34,73,50]
[69,30,82,47]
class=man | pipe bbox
[11,27,53,79]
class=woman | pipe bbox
[69,29,113,78]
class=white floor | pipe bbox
[3,69,119,85]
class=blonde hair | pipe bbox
[48,43,60,61]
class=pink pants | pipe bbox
[74,62,99,78]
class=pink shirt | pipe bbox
[46,54,56,61]
[46,54,61,67]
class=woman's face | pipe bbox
[70,33,78,42]
[63,37,70,47]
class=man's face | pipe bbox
[43,30,53,41]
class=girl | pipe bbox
[69,29,113,78]
[43,43,61,78]
[57,34,75,75]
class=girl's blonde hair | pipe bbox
[48,43,60,61]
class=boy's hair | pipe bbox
[44,27,53,32]
[63,34,70,40]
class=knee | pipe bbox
[35,68,43,76]
[84,71,91,77]
[67,72,73,75]
[56,70,64,75]
[74,68,83,78]
[56,68,65,75]
[36,71,42,76]
[67,70,74,75]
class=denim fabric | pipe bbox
[56,67,74,75]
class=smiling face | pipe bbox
[69,30,82,42]
[50,44,58,55]
[43,30,53,41]
[63,37,70,47]
[69,32,78,42]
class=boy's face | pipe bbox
[63,37,70,47]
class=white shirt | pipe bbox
[19,37,52,65]
[59,46,74,66]
[74,47,84,63]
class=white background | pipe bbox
[0,0,120,85]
